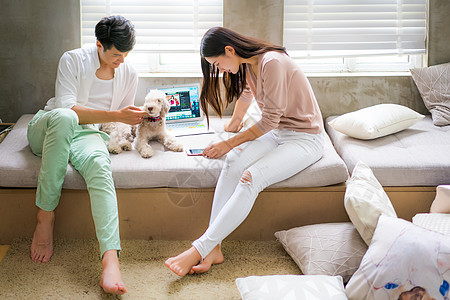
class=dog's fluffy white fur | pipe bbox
[101,89,183,158]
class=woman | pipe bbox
[165,27,324,276]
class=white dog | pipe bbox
[101,89,183,158]
[135,89,183,158]
[100,122,135,154]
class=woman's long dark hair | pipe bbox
[200,27,286,121]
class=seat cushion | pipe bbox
[0,114,348,189]
[326,115,450,186]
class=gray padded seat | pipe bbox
[0,114,349,189]
[326,115,450,186]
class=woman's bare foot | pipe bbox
[99,250,127,295]
[30,209,54,263]
[165,246,202,277]
[190,244,224,274]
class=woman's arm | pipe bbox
[203,124,264,159]
[224,99,251,132]
[71,105,148,125]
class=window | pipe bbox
[81,0,223,73]
[283,0,427,73]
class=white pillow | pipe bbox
[235,275,347,300]
[345,214,450,300]
[327,104,424,140]
[275,223,367,283]
[344,161,397,245]
[413,213,450,236]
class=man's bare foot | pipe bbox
[99,250,127,295]
[190,244,224,274]
[30,209,54,263]
[165,246,202,277]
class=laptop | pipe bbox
[146,83,215,137]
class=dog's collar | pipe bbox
[144,116,162,122]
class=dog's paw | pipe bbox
[169,143,184,152]
[139,148,154,158]
[108,144,122,154]
[120,141,132,151]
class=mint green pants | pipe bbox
[27,109,121,256]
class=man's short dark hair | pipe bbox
[95,15,136,52]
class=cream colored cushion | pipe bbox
[327,104,424,140]
[413,213,450,235]
[345,215,450,300]
[275,223,367,283]
[235,275,347,300]
[344,161,397,245]
[0,114,349,189]
[430,185,450,213]
[411,62,450,126]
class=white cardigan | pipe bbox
[44,45,138,112]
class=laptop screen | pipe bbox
[147,84,203,124]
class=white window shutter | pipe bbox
[81,0,223,53]
[284,0,426,58]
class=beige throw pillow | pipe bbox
[275,222,367,283]
[430,185,450,213]
[344,161,397,245]
[411,62,450,126]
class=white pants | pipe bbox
[192,129,325,258]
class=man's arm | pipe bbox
[72,105,148,125]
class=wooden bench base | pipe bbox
[0,186,436,244]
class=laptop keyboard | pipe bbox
[166,121,214,137]
[166,122,205,129]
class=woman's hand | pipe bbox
[224,120,243,133]
[203,141,234,159]
[118,106,148,125]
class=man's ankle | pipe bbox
[36,209,55,223]
[102,250,120,264]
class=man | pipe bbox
[27,15,147,295]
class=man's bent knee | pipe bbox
[49,108,79,128]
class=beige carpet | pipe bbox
[0,238,300,299]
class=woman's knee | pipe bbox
[238,168,267,193]
[240,170,252,184]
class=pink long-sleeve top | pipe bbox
[239,51,323,135]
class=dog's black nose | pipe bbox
[148,107,153,112]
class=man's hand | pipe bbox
[118,106,148,125]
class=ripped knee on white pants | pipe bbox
[240,170,252,185]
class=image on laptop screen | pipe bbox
[147,84,203,124]
[146,84,214,137]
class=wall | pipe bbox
[1,0,449,122]
[428,1,450,66]
[0,0,80,123]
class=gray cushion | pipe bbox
[0,114,348,189]
[326,115,450,186]
[411,62,450,126]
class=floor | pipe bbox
[0,245,9,263]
